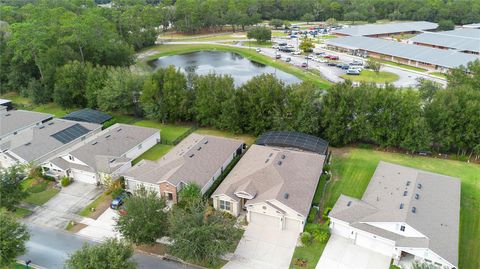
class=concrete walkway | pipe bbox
[78,208,121,241]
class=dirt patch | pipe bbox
[330,146,351,158]
[89,196,113,220]
[69,223,87,233]
[135,243,167,256]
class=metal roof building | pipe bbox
[62,108,112,124]
[326,36,478,69]
[256,131,329,155]
[333,21,438,37]
[409,28,480,54]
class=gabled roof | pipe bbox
[333,21,438,36]
[123,133,243,188]
[0,110,52,138]
[68,124,159,173]
[329,162,460,267]
[213,144,325,217]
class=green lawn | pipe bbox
[241,41,273,48]
[195,128,256,145]
[378,59,427,72]
[0,92,73,117]
[138,44,331,88]
[430,72,447,79]
[159,32,247,42]
[290,223,329,269]
[133,120,193,144]
[341,70,399,83]
[323,148,480,269]
[79,193,110,217]
[8,262,37,269]
[22,178,60,206]
[12,207,33,218]
[132,144,174,165]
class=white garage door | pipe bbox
[285,217,304,233]
[332,222,352,238]
[72,170,97,184]
[355,232,394,257]
[250,211,281,229]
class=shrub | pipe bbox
[61,177,71,187]
[42,174,56,181]
[313,229,330,243]
[307,207,319,223]
[300,232,313,246]
[323,164,331,172]
[323,207,332,218]
[110,187,123,198]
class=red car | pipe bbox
[325,55,339,60]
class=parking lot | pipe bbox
[258,36,447,88]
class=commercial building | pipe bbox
[212,132,328,234]
[325,36,478,71]
[43,124,159,185]
[329,162,460,269]
[333,21,438,37]
[122,133,244,203]
[409,28,480,55]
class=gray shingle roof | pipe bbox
[123,133,243,189]
[212,144,325,217]
[329,161,460,267]
[69,124,159,173]
[325,36,478,69]
[334,21,438,36]
[410,28,480,53]
[0,110,52,138]
[9,119,100,163]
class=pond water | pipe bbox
[148,51,302,86]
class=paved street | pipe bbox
[20,223,195,269]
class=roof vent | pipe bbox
[269,153,273,157]
[415,193,420,200]
[406,181,411,186]
[204,140,208,144]
[412,207,417,213]
[39,126,45,129]
[197,147,202,151]
[5,113,10,116]
[278,161,282,166]
[265,159,269,163]
[105,135,111,138]
[189,154,195,158]
[347,201,352,206]
[48,122,54,125]
[284,193,289,199]
[109,158,116,163]
[281,154,286,159]
[400,203,404,209]
[417,183,422,189]
[403,191,408,196]
[92,141,98,145]
[117,128,122,132]
[25,142,31,146]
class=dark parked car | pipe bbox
[110,191,130,209]
[275,54,281,59]
[301,62,308,68]
[285,57,291,62]
[327,61,337,66]
[339,64,350,69]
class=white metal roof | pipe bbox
[334,21,438,36]
[409,29,480,53]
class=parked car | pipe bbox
[329,55,339,60]
[315,52,326,57]
[285,57,291,62]
[275,54,281,59]
[346,69,361,75]
[340,64,350,70]
[350,60,364,66]
[305,55,313,60]
[110,191,130,209]
[292,51,302,55]
[327,61,337,66]
[317,58,328,63]
[255,48,261,52]
[301,62,308,68]
[278,42,287,46]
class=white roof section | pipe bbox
[213,144,325,217]
[330,161,460,267]
[462,23,480,29]
[326,36,478,69]
[123,133,243,188]
[410,28,480,53]
[334,21,438,36]
[0,110,52,138]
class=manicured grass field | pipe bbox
[195,128,256,145]
[159,32,247,42]
[24,188,59,206]
[132,144,174,165]
[341,70,399,83]
[324,148,480,269]
[430,71,447,79]
[139,44,331,88]
[133,120,193,144]
[241,41,273,48]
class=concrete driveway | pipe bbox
[316,235,390,269]
[78,208,121,241]
[26,182,102,229]
[223,222,299,269]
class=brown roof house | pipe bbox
[329,161,460,269]
[212,144,326,234]
[122,133,244,204]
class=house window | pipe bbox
[69,155,75,161]
[165,192,173,201]
[220,200,231,211]
[400,225,405,232]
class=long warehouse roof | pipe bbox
[326,36,478,69]
[333,21,438,36]
[409,28,480,53]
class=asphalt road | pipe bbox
[20,223,195,269]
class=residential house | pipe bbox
[122,133,244,203]
[329,161,460,269]
[43,124,159,185]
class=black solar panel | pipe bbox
[62,108,112,124]
[256,131,329,155]
[51,124,90,144]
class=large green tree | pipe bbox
[0,209,30,267]
[66,238,136,269]
[115,187,168,245]
[53,61,90,108]
[0,165,28,211]
[247,26,271,43]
